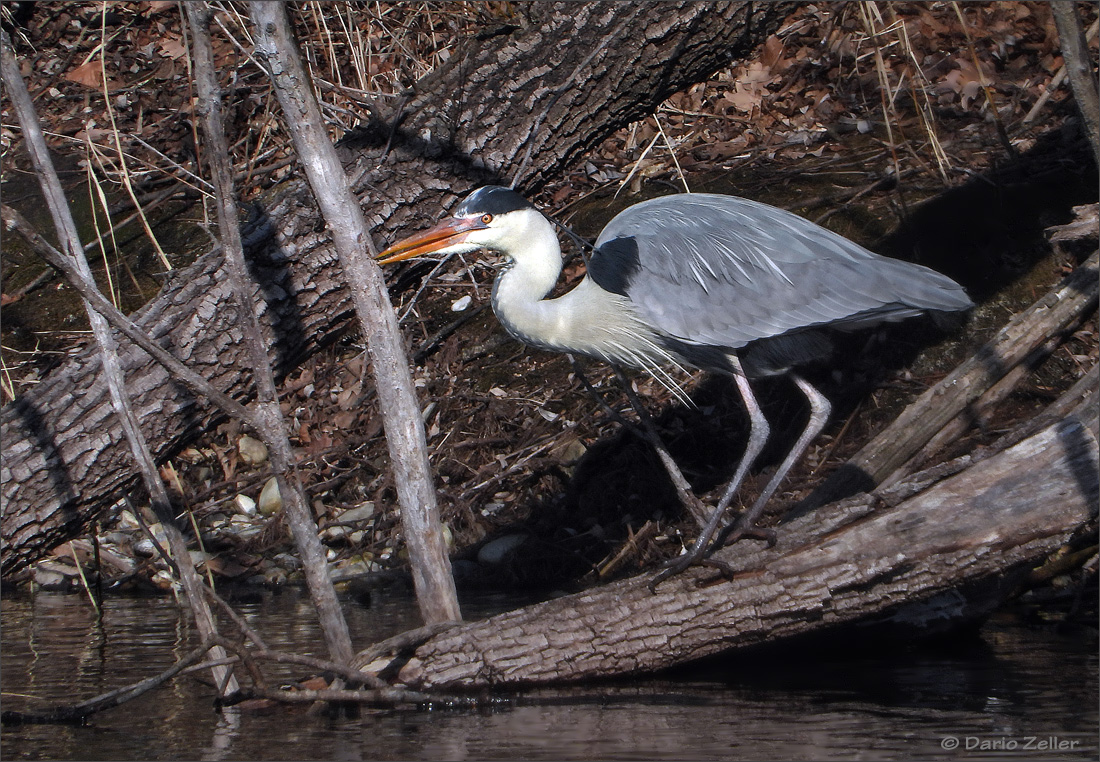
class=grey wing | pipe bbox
[591,193,972,350]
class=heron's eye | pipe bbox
[481,214,493,225]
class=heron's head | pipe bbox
[377,186,544,265]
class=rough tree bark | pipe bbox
[1,2,795,576]
[356,388,1098,689]
[1051,2,1100,167]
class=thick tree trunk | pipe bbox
[357,390,1098,689]
[1,2,795,576]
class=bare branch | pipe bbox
[247,1,461,624]
[0,28,237,696]
[184,0,354,665]
[1052,3,1100,167]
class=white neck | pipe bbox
[487,208,663,370]
[489,210,571,351]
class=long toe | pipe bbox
[713,521,777,550]
[648,553,701,592]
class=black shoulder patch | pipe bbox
[456,186,534,216]
[588,236,641,297]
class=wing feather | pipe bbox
[591,193,971,350]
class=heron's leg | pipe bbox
[714,373,830,548]
[649,357,770,590]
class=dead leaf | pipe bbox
[762,34,788,72]
[298,676,329,691]
[332,410,356,430]
[961,80,983,110]
[722,88,761,114]
[158,35,188,61]
[336,386,357,410]
[740,60,772,87]
[203,556,248,578]
[74,126,114,144]
[64,61,103,89]
[304,431,333,455]
[159,462,186,496]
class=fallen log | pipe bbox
[357,385,1097,689]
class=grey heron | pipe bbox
[377,186,972,585]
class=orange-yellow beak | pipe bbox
[376,216,489,265]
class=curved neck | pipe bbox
[487,210,651,367]
[489,213,573,351]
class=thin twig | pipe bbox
[1,639,217,725]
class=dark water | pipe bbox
[2,588,1096,761]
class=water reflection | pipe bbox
[2,589,1095,761]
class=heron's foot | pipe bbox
[649,549,743,592]
[713,519,777,549]
[649,511,780,592]
[647,551,701,593]
[647,539,745,592]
